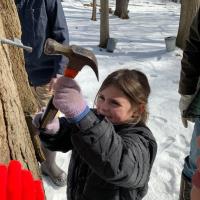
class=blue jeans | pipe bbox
[183,118,200,180]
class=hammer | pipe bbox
[39,38,99,129]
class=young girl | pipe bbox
[33,69,157,200]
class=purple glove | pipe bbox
[32,110,60,135]
[53,76,90,123]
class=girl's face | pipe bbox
[96,85,136,124]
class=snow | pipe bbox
[43,0,194,199]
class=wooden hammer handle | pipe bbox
[39,69,78,129]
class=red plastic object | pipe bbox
[0,160,45,200]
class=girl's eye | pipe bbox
[110,100,120,106]
[97,95,104,101]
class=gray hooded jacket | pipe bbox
[40,110,157,200]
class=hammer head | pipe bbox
[44,38,98,80]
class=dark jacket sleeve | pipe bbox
[39,117,73,152]
[46,0,69,75]
[179,10,200,95]
[72,111,157,189]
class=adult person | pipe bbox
[14,0,69,186]
[191,137,200,200]
[178,8,200,200]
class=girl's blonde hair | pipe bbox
[95,69,151,124]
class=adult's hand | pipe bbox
[179,94,194,128]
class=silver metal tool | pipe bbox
[0,38,32,52]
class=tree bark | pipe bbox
[99,0,110,48]
[176,0,200,49]
[0,0,41,179]
[114,0,129,19]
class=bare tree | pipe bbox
[114,0,129,19]
[91,0,97,21]
[99,0,110,48]
[0,0,42,180]
[176,0,200,49]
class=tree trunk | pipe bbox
[99,0,110,48]
[176,0,200,49]
[114,0,129,19]
[0,0,41,179]
[91,0,97,21]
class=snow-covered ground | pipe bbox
[43,1,193,199]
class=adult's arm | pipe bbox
[179,10,200,95]
[46,0,69,75]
